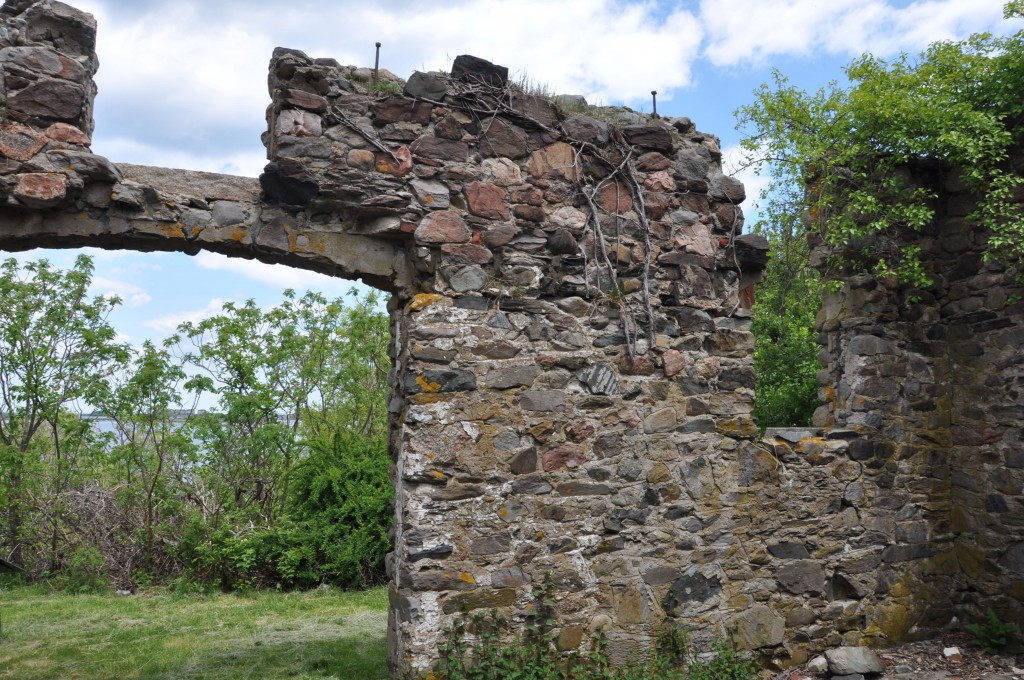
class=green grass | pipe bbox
[0,585,389,679]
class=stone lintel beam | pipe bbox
[0,163,415,293]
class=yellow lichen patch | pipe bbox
[716,417,758,437]
[458,572,476,585]
[160,224,185,239]
[191,226,202,238]
[951,505,971,534]
[231,228,247,242]
[868,601,915,641]
[498,507,509,518]
[409,393,447,405]
[408,293,443,311]
[812,543,844,558]
[430,470,445,481]
[797,436,826,452]
[416,374,442,393]
[535,530,544,539]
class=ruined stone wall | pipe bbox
[4,2,1021,679]
[259,50,781,676]
[812,158,1024,639]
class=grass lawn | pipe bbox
[0,585,389,679]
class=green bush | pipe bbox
[55,546,108,594]
[285,430,393,589]
[174,430,392,591]
[752,307,821,428]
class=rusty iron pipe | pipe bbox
[373,42,381,86]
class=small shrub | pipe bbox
[57,546,108,594]
[967,608,1024,654]
[0,572,26,590]
[688,640,759,680]
[370,80,403,95]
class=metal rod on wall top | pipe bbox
[373,42,381,86]
[651,90,658,117]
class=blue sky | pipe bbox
[14,0,1021,349]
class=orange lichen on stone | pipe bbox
[408,293,443,311]
[415,374,442,393]
[160,224,185,238]
[409,394,447,405]
[458,572,476,584]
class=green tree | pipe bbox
[169,289,392,589]
[736,2,1024,426]
[0,255,129,568]
[750,207,824,428]
[286,290,390,441]
[99,341,196,573]
[736,3,1024,286]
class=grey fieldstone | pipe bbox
[487,365,541,389]
[211,201,247,226]
[404,71,448,100]
[518,390,565,411]
[825,647,885,675]
[446,265,488,292]
[410,178,450,209]
[777,559,826,594]
[662,572,722,615]
[729,604,784,650]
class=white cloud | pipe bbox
[142,297,233,335]
[193,251,358,296]
[347,0,705,106]
[98,137,268,178]
[701,0,1014,67]
[90,276,152,307]
[76,0,704,176]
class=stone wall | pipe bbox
[1,2,1020,679]
[258,49,780,675]
[811,157,1024,639]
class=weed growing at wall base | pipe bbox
[967,608,1024,654]
[418,578,758,680]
